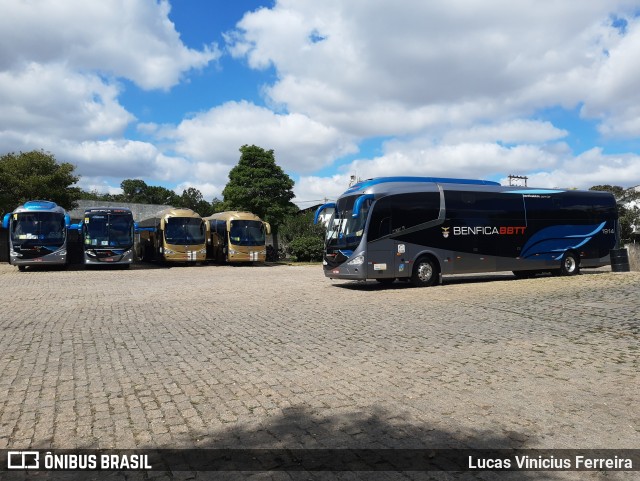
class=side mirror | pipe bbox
[2,213,10,230]
[264,222,271,235]
[314,202,336,224]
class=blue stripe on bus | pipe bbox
[505,189,564,194]
[521,222,605,259]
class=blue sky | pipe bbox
[1,0,640,206]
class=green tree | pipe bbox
[0,150,81,215]
[78,189,118,201]
[120,179,149,203]
[222,145,298,249]
[210,197,226,214]
[119,179,179,206]
[145,185,180,206]
[279,211,325,261]
[179,187,214,216]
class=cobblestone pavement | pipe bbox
[0,263,638,481]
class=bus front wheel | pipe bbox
[559,252,580,276]
[411,257,439,287]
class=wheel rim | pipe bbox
[417,262,433,282]
[564,256,576,273]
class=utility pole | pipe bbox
[508,175,528,187]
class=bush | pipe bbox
[288,236,324,262]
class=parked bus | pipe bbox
[203,211,271,263]
[2,200,71,270]
[137,208,206,263]
[314,177,618,286]
[81,207,135,267]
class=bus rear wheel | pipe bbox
[559,252,580,276]
[411,257,439,287]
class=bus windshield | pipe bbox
[325,195,370,250]
[11,212,65,246]
[165,217,205,245]
[85,214,134,248]
[229,220,265,246]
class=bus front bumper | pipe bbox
[10,250,67,266]
[324,264,367,280]
[228,249,266,262]
[85,249,134,265]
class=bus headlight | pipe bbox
[164,248,175,255]
[198,248,207,254]
[347,255,364,266]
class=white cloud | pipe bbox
[522,149,640,189]
[174,181,226,201]
[0,0,219,90]
[222,0,640,198]
[77,177,124,196]
[228,0,635,137]
[2,0,640,204]
[294,174,352,206]
[0,0,220,193]
[169,100,358,173]
[344,139,561,181]
[0,63,133,141]
[583,15,640,138]
[441,120,568,145]
[59,139,161,178]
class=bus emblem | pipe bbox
[441,227,450,238]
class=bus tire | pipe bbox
[18,265,26,272]
[559,251,580,276]
[411,256,439,287]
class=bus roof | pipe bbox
[202,211,264,222]
[140,207,202,222]
[12,200,66,214]
[343,176,500,195]
[336,177,620,205]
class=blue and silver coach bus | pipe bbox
[81,207,135,267]
[2,200,71,270]
[314,177,618,286]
